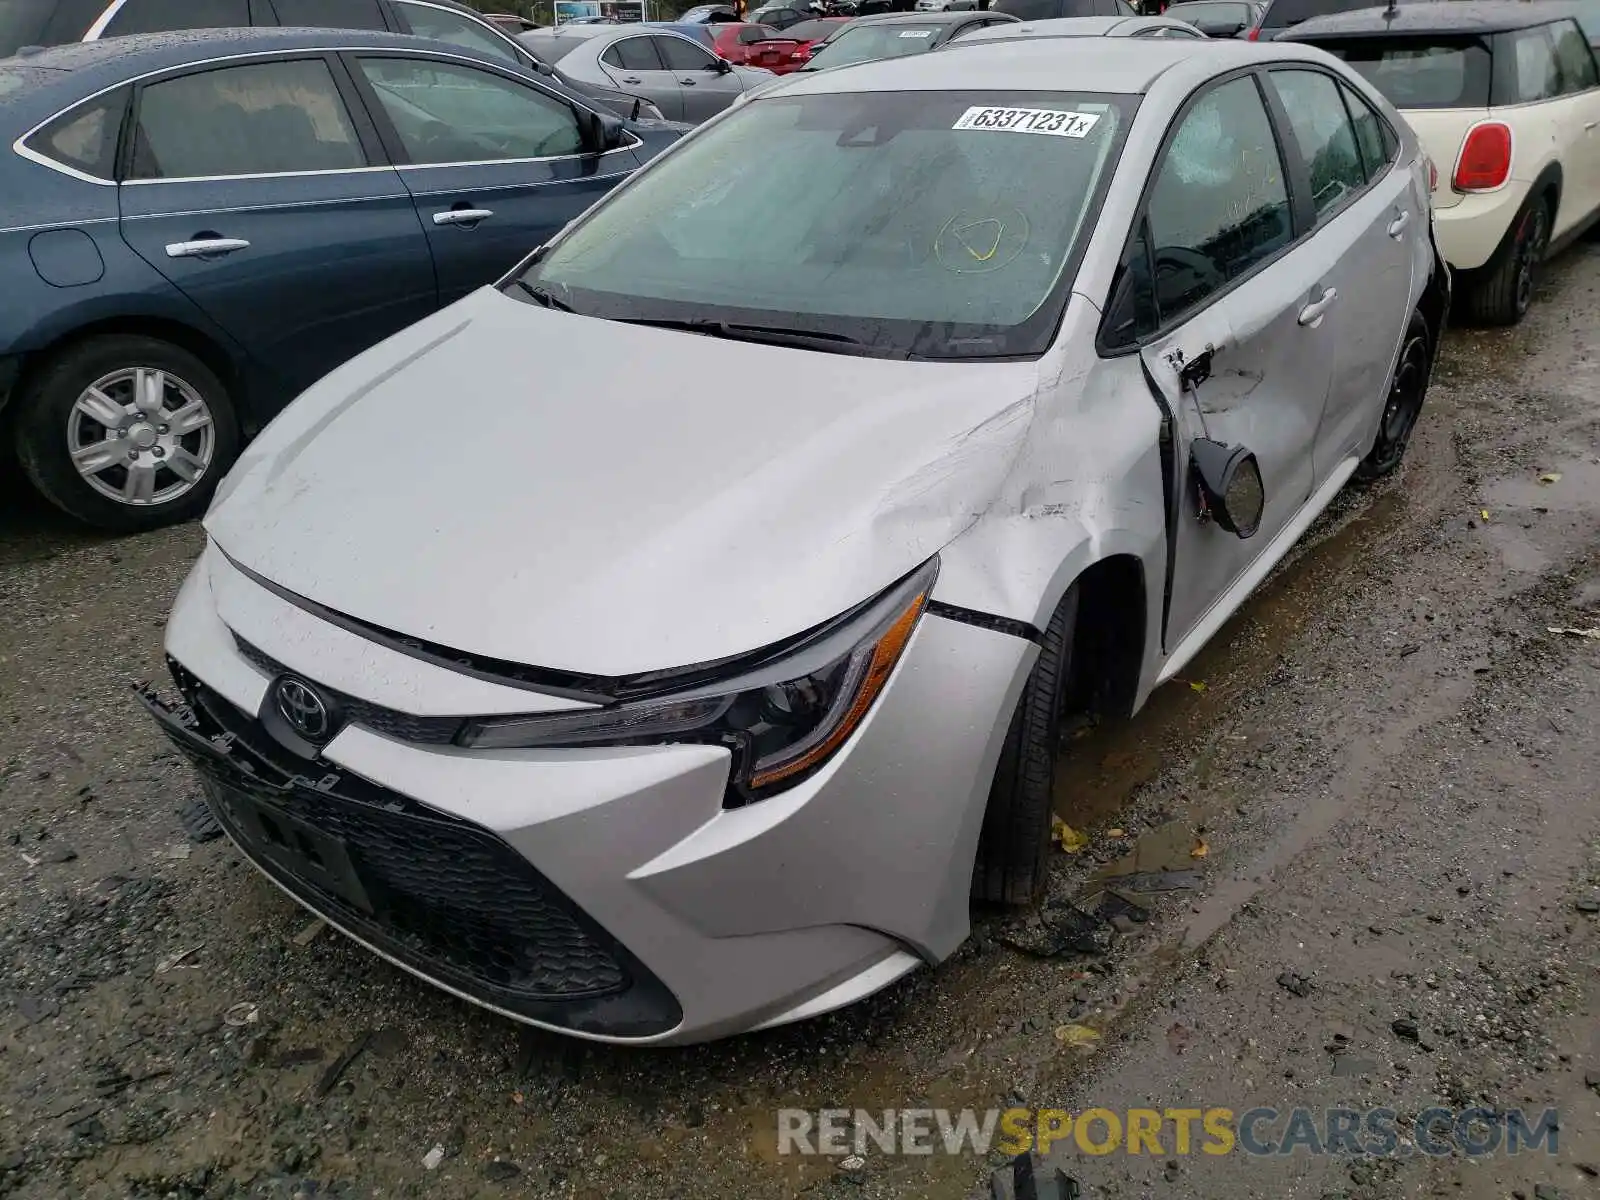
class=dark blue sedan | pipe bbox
[0,29,682,531]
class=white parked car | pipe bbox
[1291,1,1600,324]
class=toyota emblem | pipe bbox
[274,677,332,741]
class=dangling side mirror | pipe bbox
[1189,438,1264,539]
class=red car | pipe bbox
[710,22,802,69]
[767,16,851,71]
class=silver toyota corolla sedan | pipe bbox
[144,36,1447,1044]
[518,24,772,122]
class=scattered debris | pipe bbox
[292,919,327,947]
[838,1155,867,1172]
[313,1030,372,1098]
[999,900,1111,957]
[1190,837,1209,859]
[1276,970,1313,998]
[162,844,192,862]
[1053,1023,1100,1048]
[1051,816,1088,854]
[1480,509,1492,522]
[1548,627,1600,641]
[422,1144,446,1171]
[1576,899,1600,915]
[989,1152,1082,1200]
[1392,1017,1421,1042]
[156,945,203,974]
[1538,472,1563,484]
[178,797,223,843]
[1187,680,1208,694]
[482,1160,522,1182]
[1106,828,1127,839]
[16,995,61,1024]
[223,1002,259,1028]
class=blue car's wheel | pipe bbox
[13,335,240,533]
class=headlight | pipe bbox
[459,559,938,805]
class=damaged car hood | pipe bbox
[206,288,1042,676]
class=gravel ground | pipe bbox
[2,246,1599,1200]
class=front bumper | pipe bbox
[1432,180,1533,272]
[153,547,1034,1043]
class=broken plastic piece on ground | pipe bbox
[293,919,327,947]
[1539,472,1562,484]
[1051,815,1089,854]
[990,1151,1083,1200]
[223,1001,258,1027]
[156,945,202,974]
[1548,626,1600,640]
[1100,868,1202,893]
[313,1029,373,1098]
[422,1144,446,1171]
[179,796,223,843]
[1053,1022,1101,1047]
[998,899,1111,957]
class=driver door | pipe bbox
[1130,73,1333,655]
[346,51,639,304]
[653,34,746,123]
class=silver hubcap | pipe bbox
[67,367,215,506]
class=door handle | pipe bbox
[1587,121,1598,130]
[165,237,250,259]
[433,208,494,227]
[1297,286,1338,327]
[1387,209,1411,238]
[679,77,696,85]
[621,75,642,83]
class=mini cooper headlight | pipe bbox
[458,559,938,804]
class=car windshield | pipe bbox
[0,0,102,57]
[1309,35,1492,107]
[1261,0,1384,31]
[807,22,946,67]
[511,89,1134,359]
[1167,2,1251,24]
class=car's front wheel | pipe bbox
[972,585,1079,907]
[12,335,240,533]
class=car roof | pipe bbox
[949,14,1192,40]
[841,9,1000,24]
[773,34,1318,93]
[0,27,523,123]
[1289,0,1578,37]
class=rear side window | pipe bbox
[1550,19,1599,92]
[1269,68,1367,217]
[131,58,366,179]
[1509,25,1561,102]
[1309,36,1492,108]
[602,36,665,70]
[273,0,388,29]
[25,88,129,179]
[1145,75,1292,322]
[1341,81,1394,179]
[102,0,251,36]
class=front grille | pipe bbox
[233,636,463,746]
[139,672,681,1038]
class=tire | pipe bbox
[12,335,240,534]
[1461,195,1550,327]
[1355,309,1431,483]
[972,585,1079,907]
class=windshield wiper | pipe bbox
[611,317,866,353]
[508,278,576,313]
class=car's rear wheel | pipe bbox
[12,335,239,533]
[1355,309,1431,483]
[972,585,1079,907]
[1462,195,1550,326]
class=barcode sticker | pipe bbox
[951,106,1100,137]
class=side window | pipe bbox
[1551,20,1599,93]
[102,0,250,36]
[392,0,520,63]
[1145,75,1292,322]
[602,37,665,71]
[1270,68,1368,215]
[131,58,365,179]
[25,88,128,180]
[656,35,718,70]
[274,0,388,29]
[1511,26,1561,102]
[1340,80,1393,181]
[358,57,585,163]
